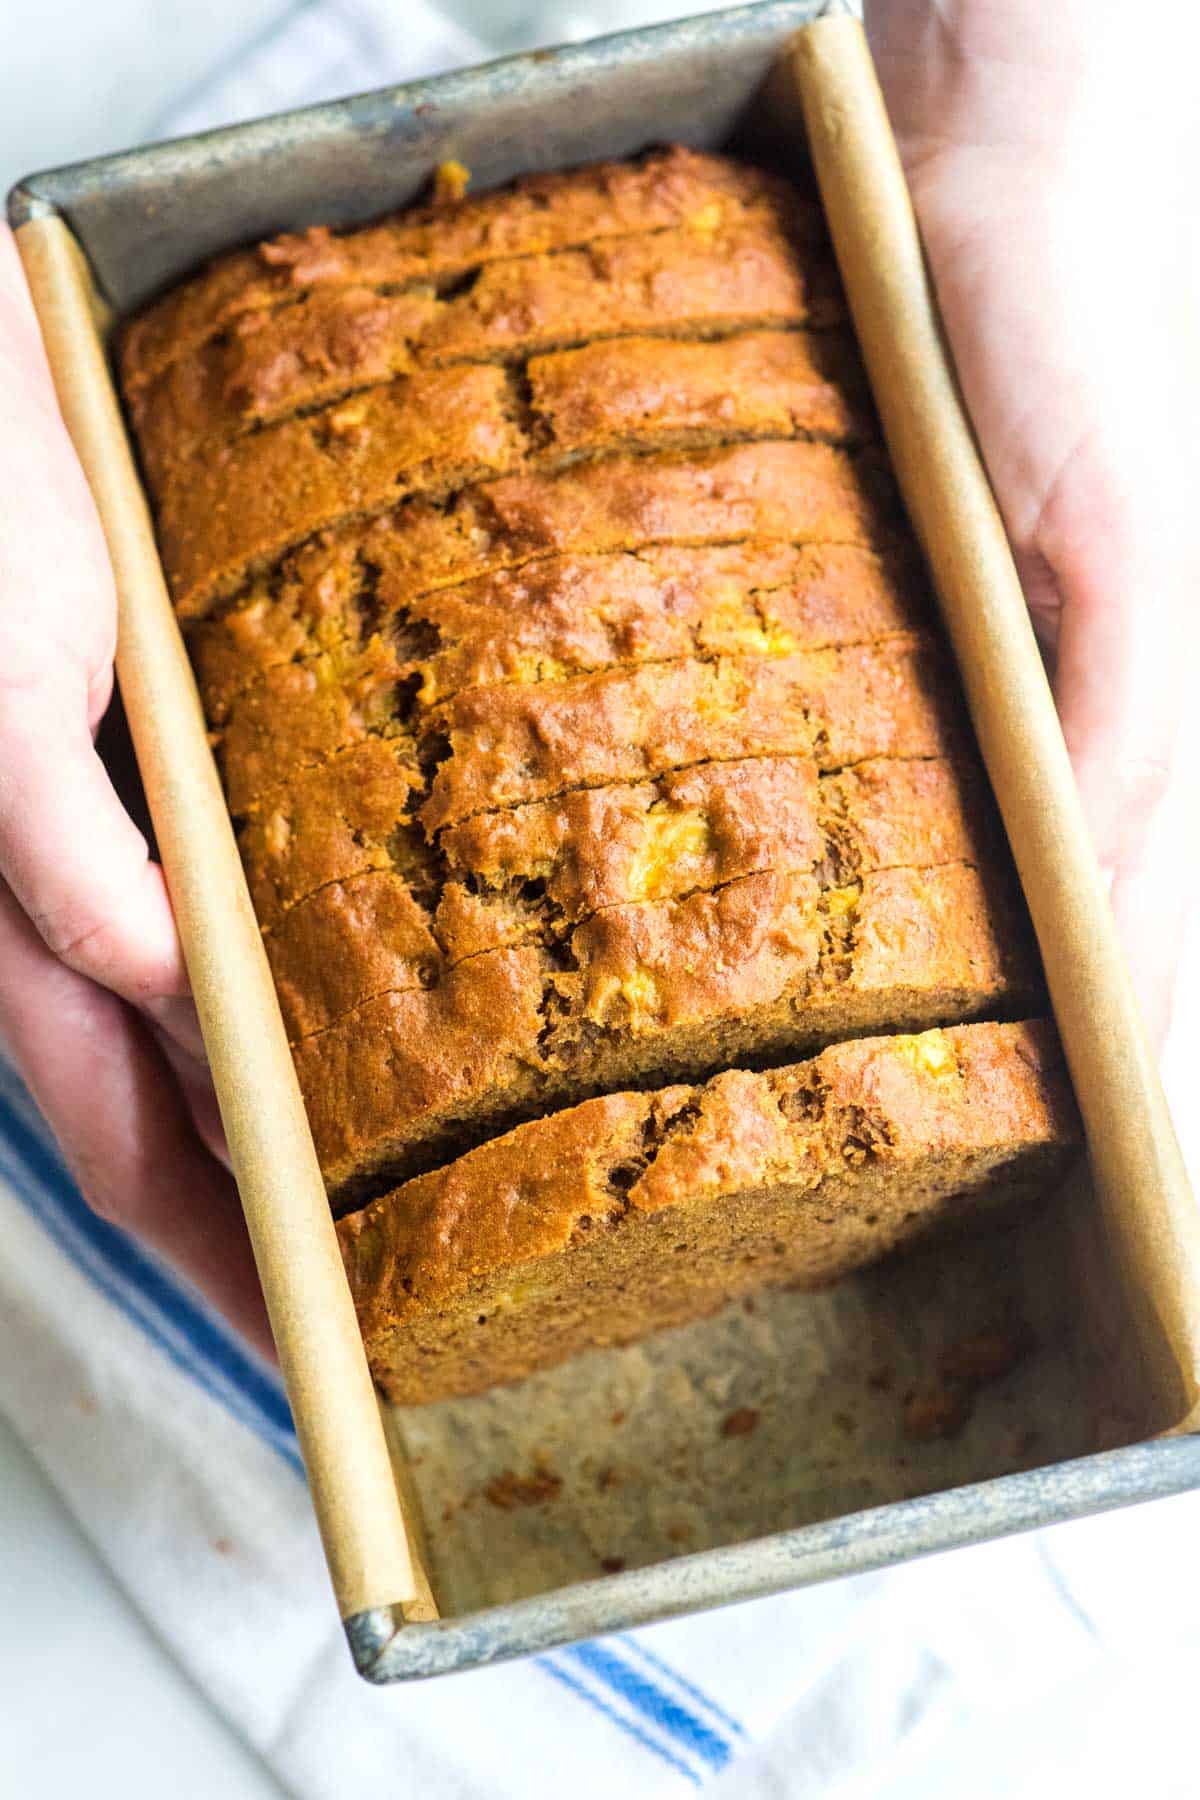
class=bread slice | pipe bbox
[335,440,899,621]
[133,233,848,489]
[160,359,885,620]
[299,860,1039,1201]
[218,632,958,817]
[190,539,926,727]
[121,147,823,393]
[264,754,1000,1037]
[417,638,961,832]
[236,738,424,929]
[204,535,929,804]
[526,329,869,459]
[171,435,896,623]
[206,525,928,766]
[337,1020,1080,1403]
[157,364,526,615]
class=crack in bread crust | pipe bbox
[180,436,903,641]
[157,380,890,620]
[131,264,855,480]
[191,537,923,730]
[264,754,1006,1040]
[214,625,956,819]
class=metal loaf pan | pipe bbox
[11,1,1200,1682]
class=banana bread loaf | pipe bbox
[120,148,1073,1392]
[338,1021,1081,1403]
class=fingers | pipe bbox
[1046,520,1192,1051]
[0,668,191,1005]
[866,0,1099,164]
[1034,432,1191,867]
[872,20,1197,1032]
[0,223,59,404]
[0,882,272,1359]
[0,224,193,1037]
[152,1021,232,1172]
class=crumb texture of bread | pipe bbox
[118,150,1073,1375]
[336,1021,1081,1403]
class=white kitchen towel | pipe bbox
[5,2,1200,1794]
[7,1037,1199,1800]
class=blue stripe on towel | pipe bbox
[0,1059,746,1773]
[619,1635,748,1741]
[566,1641,733,1772]
[0,1071,301,1473]
[540,1657,702,1786]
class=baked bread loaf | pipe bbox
[121,147,1076,1395]
[338,1021,1081,1403]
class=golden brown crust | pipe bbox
[158,365,524,618]
[265,871,442,1039]
[412,222,842,364]
[217,632,960,821]
[200,484,921,813]
[440,757,828,941]
[526,329,869,458]
[337,1020,1080,1401]
[239,735,985,938]
[214,644,412,817]
[132,236,846,487]
[418,637,962,833]
[263,754,1000,1036]
[173,436,899,627]
[441,754,994,921]
[235,738,423,926]
[127,286,440,485]
[120,147,822,392]
[298,860,1038,1199]
[119,149,1051,1256]
[345,440,900,612]
[191,538,927,729]
[186,532,367,720]
[158,339,882,620]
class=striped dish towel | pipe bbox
[5,3,1200,1794]
[0,1055,938,1794]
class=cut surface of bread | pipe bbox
[337,1021,1081,1403]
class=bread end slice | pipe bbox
[338,1019,1080,1404]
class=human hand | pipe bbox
[0,224,270,1354]
[866,0,1200,1043]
